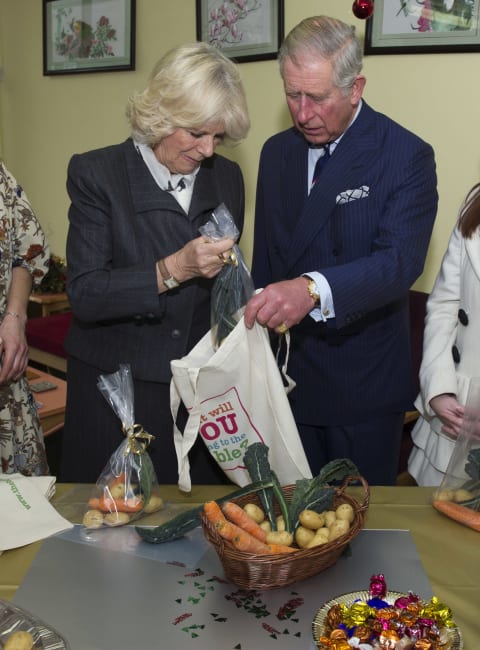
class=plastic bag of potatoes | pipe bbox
[83,364,164,529]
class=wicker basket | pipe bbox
[200,476,369,590]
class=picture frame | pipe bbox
[42,0,135,75]
[365,0,480,55]
[195,0,284,63]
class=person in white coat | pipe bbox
[409,184,480,485]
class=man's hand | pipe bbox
[244,277,315,333]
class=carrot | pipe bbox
[205,500,285,554]
[204,501,240,540]
[433,499,480,532]
[266,543,298,554]
[231,529,272,554]
[204,500,229,526]
[221,501,267,542]
[204,501,270,552]
[88,497,101,509]
[96,495,143,514]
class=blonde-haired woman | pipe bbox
[62,42,250,484]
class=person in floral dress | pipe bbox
[0,161,50,475]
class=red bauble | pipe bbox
[352,0,374,19]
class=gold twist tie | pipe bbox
[122,423,155,455]
[277,323,288,334]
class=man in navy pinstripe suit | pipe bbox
[244,16,438,484]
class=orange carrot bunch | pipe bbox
[203,500,297,555]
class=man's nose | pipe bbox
[297,96,315,123]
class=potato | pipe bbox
[266,530,294,546]
[315,526,330,540]
[324,510,337,528]
[83,509,104,529]
[104,512,131,526]
[276,515,286,532]
[453,488,473,502]
[336,503,355,523]
[4,631,34,650]
[306,530,330,548]
[143,494,164,513]
[295,525,315,549]
[298,509,325,530]
[259,520,272,533]
[329,519,350,541]
[243,503,265,523]
[108,483,126,499]
[435,488,455,501]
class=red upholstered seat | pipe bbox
[26,311,72,360]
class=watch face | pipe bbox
[164,276,179,289]
[308,280,320,304]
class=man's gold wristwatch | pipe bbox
[157,258,179,290]
[304,276,320,305]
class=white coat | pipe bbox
[409,189,480,485]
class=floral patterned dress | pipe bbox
[0,161,50,475]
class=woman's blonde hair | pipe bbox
[127,42,250,146]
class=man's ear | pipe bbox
[351,75,366,105]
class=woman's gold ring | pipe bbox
[218,251,237,266]
[277,323,288,334]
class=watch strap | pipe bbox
[157,258,179,289]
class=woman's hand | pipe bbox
[429,393,465,437]
[168,236,236,282]
[0,315,29,384]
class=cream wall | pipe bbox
[1,0,479,291]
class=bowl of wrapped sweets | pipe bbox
[312,574,463,649]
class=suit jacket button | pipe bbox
[452,345,460,363]
[458,308,469,326]
[171,329,181,339]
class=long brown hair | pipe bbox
[459,183,480,238]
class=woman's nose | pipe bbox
[197,135,215,158]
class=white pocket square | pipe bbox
[336,185,370,205]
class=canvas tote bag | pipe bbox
[171,318,312,492]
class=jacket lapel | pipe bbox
[123,140,181,214]
[124,140,220,221]
[188,159,225,218]
[285,103,378,273]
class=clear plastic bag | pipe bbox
[432,377,480,532]
[199,203,255,348]
[82,364,164,529]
